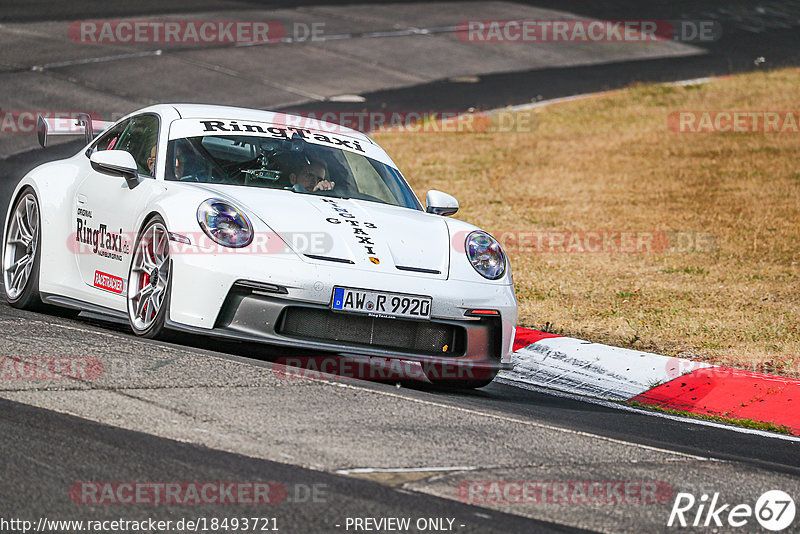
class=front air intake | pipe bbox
[277,307,465,356]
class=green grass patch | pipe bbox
[627,400,795,435]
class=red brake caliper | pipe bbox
[137,240,155,317]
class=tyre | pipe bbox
[127,216,171,339]
[424,363,498,390]
[3,189,44,310]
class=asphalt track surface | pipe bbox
[1,294,799,533]
[2,1,800,533]
[0,398,566,533]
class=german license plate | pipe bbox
[331,287,432,319]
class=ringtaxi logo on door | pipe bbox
[668,490,796,531]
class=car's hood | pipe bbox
[184,184,451,278]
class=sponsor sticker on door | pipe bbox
[94,271,124,294]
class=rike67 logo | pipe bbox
[668,490,796,531]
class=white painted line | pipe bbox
[31,50,163,71]
[411,26,459,35]
[498,92,614,113]
[30,24,460,70]
[496,377,800,443]
[324,380,711,462]
[361,29,421,39]
[371,73,722,135]
[337,466,477,475]
[176,56,326,102]
[328,94,367,103]
[489,76,714,115]
[668,77,714,86]
[234,25,457,48]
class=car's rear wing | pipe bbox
[37,113,112,148]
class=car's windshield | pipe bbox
[164,134,422,210]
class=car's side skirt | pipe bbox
[40,293,128,321]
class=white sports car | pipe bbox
[3,104,516,388]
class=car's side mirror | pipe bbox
[426,190,459,216]
[90,150,140,189]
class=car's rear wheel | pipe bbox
[127,216,171,339]
[3,189,44,310]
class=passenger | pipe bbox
[147,145,157,176]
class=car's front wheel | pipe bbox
[424,363,498,390]
[3,189,44,310]
[127,216,171,339]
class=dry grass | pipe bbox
[374,68,800,377]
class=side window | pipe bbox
[114,114,160,176]
[90,119,129,154]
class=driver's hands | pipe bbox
[313,180,335,191]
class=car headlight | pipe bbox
[466,231,506,280]
[197,199,253,248]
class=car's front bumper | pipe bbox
[168,252,517,368]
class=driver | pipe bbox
[169,140,205,182]
[289,158,334,192]
[172,144,188,179]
